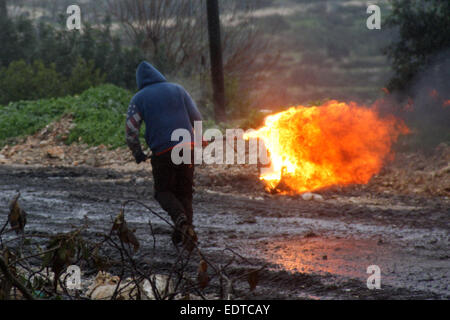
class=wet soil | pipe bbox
[0,164,448,299]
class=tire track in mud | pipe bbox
[0,165,448,299]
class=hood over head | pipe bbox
[136,61,166,90]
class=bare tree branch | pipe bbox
[0,255,35,300]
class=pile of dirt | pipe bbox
[367,143,450,197]
[0,116,141,171]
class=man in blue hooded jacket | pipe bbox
[125,61,202,251]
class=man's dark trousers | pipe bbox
[151,150,194,226]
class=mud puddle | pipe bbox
[0,165,448,299]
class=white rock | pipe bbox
[302,192,323,201]
[302,192,313,201]
[142,274,175,299]
[86,271,174,300]
[313,194,324,201]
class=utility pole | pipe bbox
[206,0,226,122]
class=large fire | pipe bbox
[245,100,409,193]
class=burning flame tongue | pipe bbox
[245,100,409,194]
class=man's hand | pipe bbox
[135,152,147,164]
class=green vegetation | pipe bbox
[0,85,132,148]
[0,15,144,104]
[384,0,450,150]
[0,59,105,105]
[66,85,132,147]
[385,0,450,92]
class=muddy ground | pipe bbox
[0,163,448,300]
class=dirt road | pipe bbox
[0,164,448,299]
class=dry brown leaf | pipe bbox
[197,260,209,289]
[247,269,259,291]
[112,210,140,252]
[8,193,27,234]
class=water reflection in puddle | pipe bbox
[264,236,394,281]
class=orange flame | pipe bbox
[245,100,409,193]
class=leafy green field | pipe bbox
[0,84,133,148]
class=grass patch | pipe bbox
[0,84,133,149]
[0,97,71,147]
[66,85,133,148]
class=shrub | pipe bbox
[0,60,64,104]
[0,59,105,105]
[65,58,106,95]
[0,15,144,102]
[385,0,450,92]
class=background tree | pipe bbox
[0,11,144,104]
[0,0,7,19]
[105,0,278,118]
[105,0,205,74]
[385,0,450,93]
[384,0,450,151]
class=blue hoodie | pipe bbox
[125,61,202,157]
